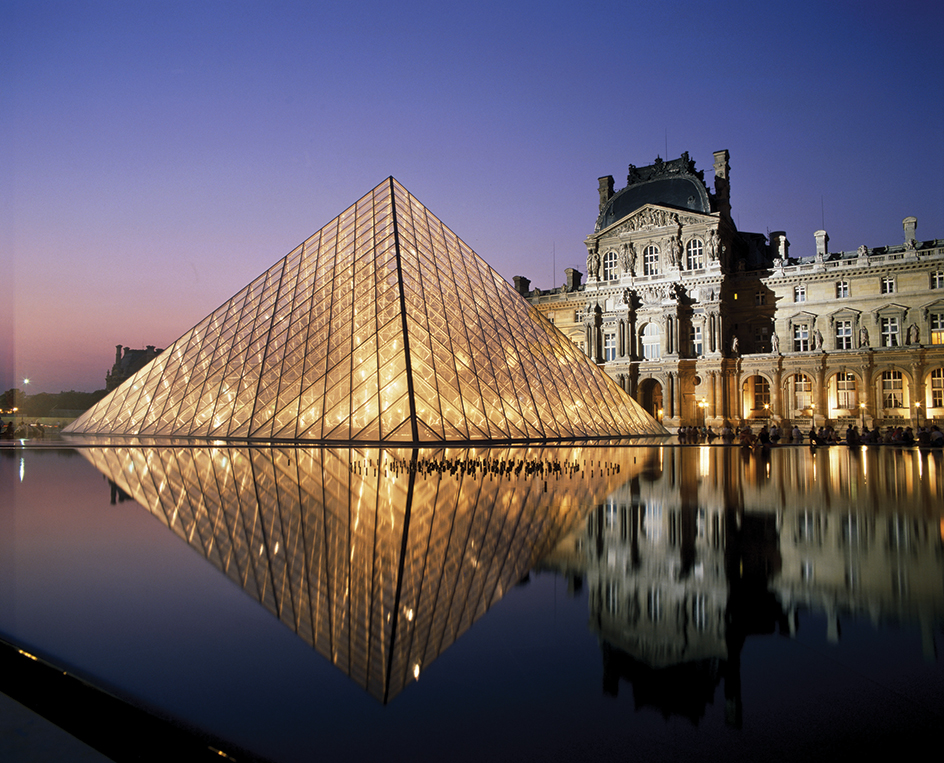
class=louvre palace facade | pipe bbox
[521,150,944,432]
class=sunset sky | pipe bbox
[4,0,943,393]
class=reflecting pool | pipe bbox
[2,444,942,761]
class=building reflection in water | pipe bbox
[539,446,944,727]
[80,443,649,703]
[80,444,943,720]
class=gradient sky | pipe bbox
[3,0,943,393]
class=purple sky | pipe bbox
[4,0,943,393]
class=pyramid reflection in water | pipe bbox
[81,444,645,702]
[66,178,663,443]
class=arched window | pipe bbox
[602,251,618,281]
[643,245,659,276]
[641,323,661,360]
[686,239,704,270]
[836,372,857,409]
[882,370,903,408]
[931,368,943,408]
[793,373,813,411]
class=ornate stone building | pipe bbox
[522,150,944,432]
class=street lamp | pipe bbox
[764,402,770,427]
[859,402,866,429]
[915,401,922,429]
[698,399,707,426]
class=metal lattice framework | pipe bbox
[66,178,664,442]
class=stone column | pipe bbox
[708,370,718,419]
[815,365,827,422]
[773,366,783,421]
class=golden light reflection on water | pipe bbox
[73,442,944,704]
[81,443,644,703]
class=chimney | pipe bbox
[814,230,829,258]
[903,216,917,244]
[712,150,731,219]
[564,268,583,292]
[513,276,531,296]
[598,176,614,213]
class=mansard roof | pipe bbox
[596,152,713,232]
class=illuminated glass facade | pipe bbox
[66,178,663,442]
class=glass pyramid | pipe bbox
[65,178,664,442]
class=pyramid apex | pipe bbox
[66,182,665,442]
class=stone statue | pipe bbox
[667,235,680,267]
[730,334,739,355]
[907,323,919,344]
[859,326,870,348]
[622,288,633,306]
[771,332,780,354]
[813,329,823,350]
[587,250,601,280]
[707,230,720,262]
[856,245,870,258]
[619,243,635,274]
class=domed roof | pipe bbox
[596,153,713,231]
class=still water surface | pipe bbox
[2,444,942,761]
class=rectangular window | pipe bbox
[881,317,900,347]
[882,371,903,408]
[881,276,896,294]
[794,285,806,302]
[932,313,944,345]
[836,281,849,298]
[835,320,853,350]
[691,325,703,357]
[604,333,617,361]
[754,324,769,352]
[755,291,766,306]
[793,324,810,352]
[931,368,943,407]
[753,377,771,410]
[795,375,813,410]
[931,271,944,289]
[836,372,857,409]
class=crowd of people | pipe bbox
[1,421,48,439]
[677,420,944,448]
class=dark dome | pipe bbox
[597,175,712,231]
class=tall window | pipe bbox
[686,239,704,270]
[794,374,813,411]
[881,276,896,294]
[691,325,703,357]
[754,324,770,352]
[643,245,660,276]
[602,251,618,281]
[755,291,767,305]
[931,271,943,289]
[931,368,944,407]
[642,323,661,360]
[881,316,900,347]
[835,320,853,349]
[794,285,807,302]
[793,324,810,352]
[753,377,770,410]
[836,372,857,409]
[836,280,850,298]
[882,370,903,408]
[604,332,617,361]
[931,313,944,345]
